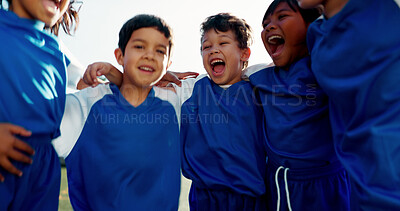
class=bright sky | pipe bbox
[60,0,274,75]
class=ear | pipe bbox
[240,48,251,62]
[114,48,124,66]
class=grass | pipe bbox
[59,167,73,211]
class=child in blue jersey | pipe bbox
[0,0,80,210]
[244,0,351,210]
[178,13,267,210]
[297,0,400,209]
[83,13,267,211]
[54,14,182,211]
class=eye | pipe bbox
[278,14,288,20]
[262,21,270,29]
[220,42,229,45]
[202,45,210,50]
[134,45,144,49]
[156,49,166,55]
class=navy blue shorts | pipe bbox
[266,159,351,211]
[0,137,60,211]
[189,183,267,211]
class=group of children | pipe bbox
[0,0,399,210]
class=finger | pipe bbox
[13,139,35,156]
[162,72,181,85]
[97,65,109,76]
[85,65,97,85]
[0,159,22,177]
[9,148,33,164]
[154,81,162,87]
[155,81,172,88]
[88,65,98,85]
[77,79,90,90]
[0,173,4,182]
[162,72,178,82]
[90,68,98,84]
[167,76,181,86]
[7,124,31,137]
[175,72,199,79]
[83,66,93,85]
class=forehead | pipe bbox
[265,2,297,20]
[202,29,236,42]
[130,27,169,46]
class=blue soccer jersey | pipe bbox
[0,9,68,140]
[177,75,267,210]
[307,0,400,209]
[57,84,181,211]
[0,9,68,210]
[245,58,351,210]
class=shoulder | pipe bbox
[153,86,181,110]
[243,63,273,79]
[154,86,178,102]
[67,84,113,106]
[172,74,209,104]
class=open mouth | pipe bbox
[139,66,155,73]
[267,35,285,56]
[44,0,61,11]
[210,59,225,75]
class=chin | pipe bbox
[210,76,224,85]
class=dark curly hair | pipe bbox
[200,13,253,68]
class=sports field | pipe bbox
[58,167,191,211]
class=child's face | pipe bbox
[115,27,170,88]
[201,29,250,85]
[296,0,324,9]
[11,0,70,27]
[262,2,310,69]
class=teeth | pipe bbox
[139,66,154,72]
[211,59,223,65]
[268,35,283,44]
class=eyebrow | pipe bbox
[273,8,292,14]
[131,38,168,49]
[202,34,233,43]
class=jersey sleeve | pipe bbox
[59,40,85,93]
[52,84,112,158]
[153,87,181,126]
[242,63,271,80]
[173,74,207,105]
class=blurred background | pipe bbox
[60,0,274,75]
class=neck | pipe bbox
[119,83,152,107]
[324,0,349,19]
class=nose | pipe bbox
[143,49,155,60]
[264,22,276,32]
[210,47,220,55]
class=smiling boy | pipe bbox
[54,14,181,210]
[80,13,268,210]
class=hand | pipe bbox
[0,123,34,182]
[76,78,90,90]
[155,71,199,87]
[83,62,114,87]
